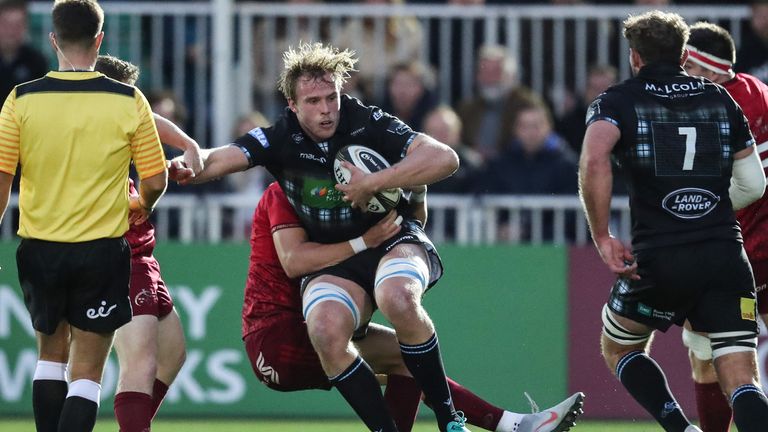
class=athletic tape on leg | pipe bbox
[681,328,713,361]
[601,304,652,345]
[67,379,102,405]
[303,283,361,330]
[710,330,757,359]
[33,360,68,381]
[374,258,429,291]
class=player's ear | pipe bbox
[287,98,297,113]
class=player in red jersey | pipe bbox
[94,55,203,432]
[682,22,768,432]
[242,181,584,432]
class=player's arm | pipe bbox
[375,134,458,190]
[579,120,638,279]
[336,134,458,210]
[0,92,19,226]
[274,211,401,278]
[169,145,250,185]
[730,145,765,210]
[406,185,427,226]
[130,91,168,224]
[0,172,12,225]
[153,113,203,175]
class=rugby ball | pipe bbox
[334,145,401,213]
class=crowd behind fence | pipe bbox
[23,2,752,149]
[10,2,751,245]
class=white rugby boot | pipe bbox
[515,392,585,432]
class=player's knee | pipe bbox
[681,328,718,382]
[374,257,428,319]
[600,305,651,368]
[303,283,358,351]
[119,358,158,384]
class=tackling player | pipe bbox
[244,181,584,432]
[94,55,203,432]
[682,22,768,432]
[171,41,584,431]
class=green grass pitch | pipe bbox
[0,419,665,431]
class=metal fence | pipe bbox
[26,2,752,148]
[0,193,631,245]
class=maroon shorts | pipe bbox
[243,313,331,392]
[753,259,768,315]
[130,256,173,318]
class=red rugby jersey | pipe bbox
[728,73,768,262]
[124,179,156,258]
[242,182,303,338]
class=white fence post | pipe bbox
[212,0,234,148]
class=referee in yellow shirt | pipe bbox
[0,1,167,431]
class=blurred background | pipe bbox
[1,0,768,427]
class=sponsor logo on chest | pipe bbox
[662,188,720,219]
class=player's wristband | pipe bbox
[411,189,426,203]
[349,236,367,254]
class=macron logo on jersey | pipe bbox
[248,127,270,148]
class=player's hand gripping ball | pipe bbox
[334,145,401,213]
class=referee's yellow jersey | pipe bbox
[0,71,166,242]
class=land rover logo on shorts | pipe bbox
[662,188,719,219]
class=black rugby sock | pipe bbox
[616,351,692,431]
[32,380,68,432]
[329,356,398,432]
[731,384,768,432]
[400,333,457,431]
[57,396,98,432]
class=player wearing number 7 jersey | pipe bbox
[579,10,768,432]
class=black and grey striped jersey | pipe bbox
[586,63,755,250]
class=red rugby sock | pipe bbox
[114,391,152,432]
[695,381,732,432]
[151,379,170,419]
[447,377,504,430]
[384,374,422,432]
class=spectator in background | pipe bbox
[456,44,537,162]
[334,0,423,102]
[735,1,768,83]
[251,0,330,119]
[380,60,438,132]
[423,105,483,194]
[556,64,618,154]
[0,0,48,100]
[477,99,577,195]
[476,99,578,242]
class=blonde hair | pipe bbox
[277,42,358,101]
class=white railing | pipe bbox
[0,193,629,245]
[26,2,751,148]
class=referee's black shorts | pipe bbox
[17,237,132,335]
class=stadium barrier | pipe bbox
[24,2,751,150]
[0,193,630,245]
[0,243,568,417]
